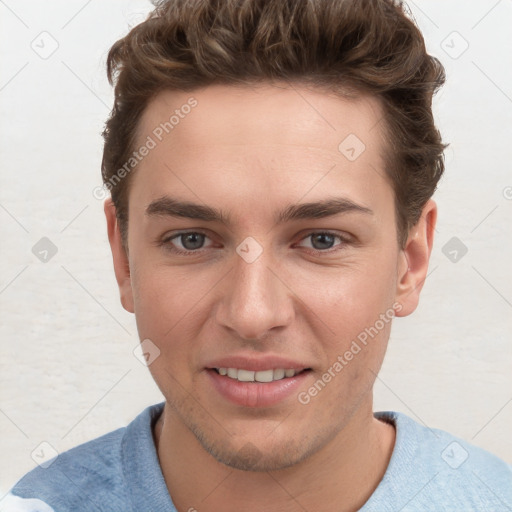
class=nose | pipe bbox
[215,246,295,342]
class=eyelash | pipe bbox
[159,230,351,256]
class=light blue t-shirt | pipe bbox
[3,402,512,511]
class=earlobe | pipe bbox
[104,198,135,314]
[395,199,437,317]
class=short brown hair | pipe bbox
[102,0,447,249]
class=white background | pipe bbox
[1,0,511,494]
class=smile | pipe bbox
[207,367,313,407]
[214,367,307,382]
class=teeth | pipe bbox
[216,368,300,382]
[273,368,285,380]
[237,369,254,382]
[254,369,273,382]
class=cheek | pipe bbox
[130,268,176,352]
[130,264,213,368]
[132,264,202,325]
[305,262,398,345]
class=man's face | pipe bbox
[112,83,417,471]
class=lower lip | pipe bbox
[206,369,311,408]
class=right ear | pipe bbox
[104,198,134,313]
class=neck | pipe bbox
[154,400,395,512]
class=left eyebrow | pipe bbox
[276,197,373,224]
[145,195,373,227]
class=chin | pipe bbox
[208,441,307,472]
[190,419,334,473]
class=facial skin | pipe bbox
[105,83,436,512]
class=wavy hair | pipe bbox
[102,0,447,248]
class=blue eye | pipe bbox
[159,230,348,256]
[162,231,213,254]
[300,232,341,251]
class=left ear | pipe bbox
[395,199,437,317]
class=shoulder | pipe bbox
[363,411,512,511]
[5,403,165,512]
[6,427,128,512]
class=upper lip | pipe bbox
[205,354,311,372]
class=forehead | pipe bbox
[138,82,384,152]
[130,83,391,221]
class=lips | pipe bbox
[205,354,311,373]
[204,354,313,407]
